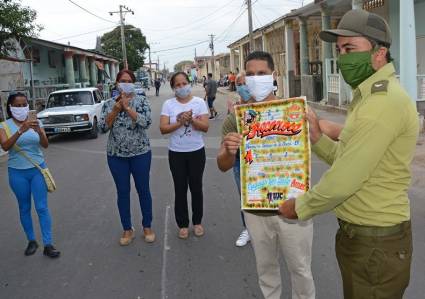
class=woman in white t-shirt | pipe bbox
[160,72,209,239]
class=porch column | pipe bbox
[64,51,75,86]
[79,54,88,84]
[321,5,333,101]
[115,63,120,77]
[400,0,418,104]
[104,62,111,83]
[89,57,97,87]
[230,49,235,73]
[239,45,244,71]
[98,61,105,83]
[298,17,309,76]
[284,21,295,98]
[110,63,116,82]
[262,33,268,52]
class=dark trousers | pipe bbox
[168,148,206,228]
[107,152,153,230]
[155,87,160,96]
[335,220,412,299]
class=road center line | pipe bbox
[161,205,171,299]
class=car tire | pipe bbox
[88,118,98,139]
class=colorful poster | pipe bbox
[235,98,310,210]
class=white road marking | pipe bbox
[161,205,171,299]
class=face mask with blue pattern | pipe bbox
[236,84,251,102]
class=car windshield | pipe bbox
[47,91,93,108]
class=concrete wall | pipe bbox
[31,47,66,85]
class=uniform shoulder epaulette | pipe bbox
[371,80,389,94]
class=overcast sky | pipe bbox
[22,0,312,70]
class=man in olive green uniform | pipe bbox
[280,10,419,299]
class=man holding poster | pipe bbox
[217,51,316,299]
[279,10,418,299]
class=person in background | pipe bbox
[229,72,236,91]
[273,72,278,96]
[202,75,207,88]
[205,73,218,119]
[225,71,253,247]
[160,72,209,239]
[154,78,161,97]
[0,92,60,258]
[100,69,155,246]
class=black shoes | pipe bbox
[43,245,61,258]
[24,240,39,256]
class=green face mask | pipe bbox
[337,51,376,89]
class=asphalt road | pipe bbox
[0,84,423,299]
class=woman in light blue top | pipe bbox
[0,92,60,258]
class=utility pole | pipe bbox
[246,0,254,52]
[109,5,134,70]
[209,34,215,79]
[148,46,152,81]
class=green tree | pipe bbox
[0,0,42,57]
[174,60,194,72]
[101,25,148,71]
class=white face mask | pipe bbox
[10,105,29,121]
[245,75,274,102]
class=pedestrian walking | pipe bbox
[205,73,218,119]
[0,92,60,258]
[217,51,316,299]
[154,78,161,96]
[280,10,419,299]
[228,72,236,91]
[99,69,155,246]
[159,72,209,239]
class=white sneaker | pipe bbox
[235,229,250,247]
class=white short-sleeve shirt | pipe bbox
[161,96,209,152]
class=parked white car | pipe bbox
[37,88,105,139]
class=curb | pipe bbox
[307,101,348,115]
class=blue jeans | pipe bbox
[107,152,153,230]
[232,156,246,228]
[8,163,53,245]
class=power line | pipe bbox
[253,8,263,28]
[140,0,238,32]
[215,7,247,42]
[67,0,117,24]
[52,26,116,41]
[151,40,209,54]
